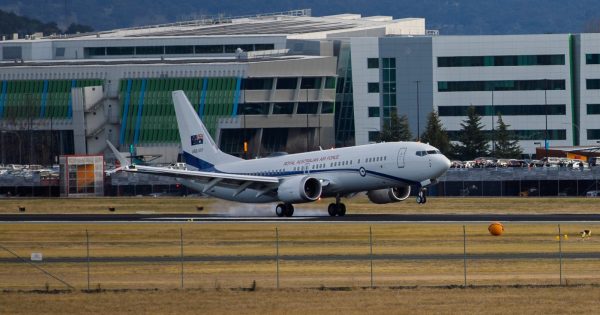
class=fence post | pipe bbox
[369,226,373,288]
[86,229,90,291]
[276,227,280,289]
[558,224,562,286]
[180,228,184,289]
[463,225,467,287]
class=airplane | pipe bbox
[107,90,451,217]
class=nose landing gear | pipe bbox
[416,188,427,204]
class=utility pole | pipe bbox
[415,80,421,142]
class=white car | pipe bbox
[586,190,600,197]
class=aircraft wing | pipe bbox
[106,141,279,195]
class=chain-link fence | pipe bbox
[1,223,599,291]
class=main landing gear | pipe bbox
[275,203,294,217]
[328,195,346,217]
[416,188,427,204]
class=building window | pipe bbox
[195,45,223,54]
[273,103,294,114]
[438,55,565,67]
[86,47,106,56]
[165,45,193,54]
[55,47,65,57]
[106,46,134,55]
[586,54,600,65]
[438,80,565,92]
[368,107,380,117]
[321,102,334,114]
[438,104,566,116]
[367,82,379,93]
[237,103,270,115]
[225,44,254,53]
[368,131,380,142]
[242,78,273,90]
[587,104,600,115]
[297,102,319,114]
[588,129,600,140]
[300,77,322,89]
[255,43,275,51]
[276,78,298,89]
[447,129,566,141]
[2,46,23,60]
[135,46,164,55]
[325,77,337,89]
[586,79,600,90]
[367,58,379,68]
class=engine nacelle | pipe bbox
[277,176,322,203]
[367,186,411,204]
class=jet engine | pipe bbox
[367,186,411,204]
[277,176,322,203]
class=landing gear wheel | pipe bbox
[328,203,337,216]
[275,204,286,217]
[338,203,346,216]
[284,204,295,217]
[416,189,427,204]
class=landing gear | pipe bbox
[328,195,346,217]
[416,188,427,204]
[275,203,295,217]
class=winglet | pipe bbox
[106,140,130,168]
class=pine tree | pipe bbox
[378,111,412,142]
[452,106,489,160]
[420,111,451,155]
[494,113,523,158]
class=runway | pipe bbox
[2,213,600,223]
[2,252,600,264]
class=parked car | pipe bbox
[586,190,600,197]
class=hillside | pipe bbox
[0,9,93,38]
[0,0,599,35]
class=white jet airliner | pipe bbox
[108,91,451,217]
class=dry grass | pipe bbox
[2,286,600,315]
[1,223,600,290]
[0,196,599,214]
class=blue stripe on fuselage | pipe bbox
[181,151,419,186]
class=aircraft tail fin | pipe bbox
[172,90,241,170]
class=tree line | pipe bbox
[377,106,523,160]
[0,9,93,38]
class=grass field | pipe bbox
[1,197,600,313]
[0,195,599,214]
[2,286,600,315]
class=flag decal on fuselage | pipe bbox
[191,134,204,146]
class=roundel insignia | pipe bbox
[359,167,367,177]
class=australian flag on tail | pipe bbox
[191,133,204,146]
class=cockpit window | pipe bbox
[426,150,440,154]
[416,151,427,156]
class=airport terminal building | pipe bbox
[1,9,600,167]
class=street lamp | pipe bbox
[491,89,495,156]
[1,131,22,165]
[543,79,549,160]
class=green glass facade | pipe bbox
[0,79,103,119]
[118,77,239,146]
[438,55,564,67]
[438,80,565,92]
[438,104,566,116]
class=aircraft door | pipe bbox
[397,148,406,168]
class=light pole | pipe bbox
[414,80,421,142]
[491,89,495,156]
[1,131,22,165]
[544,79,549,160]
